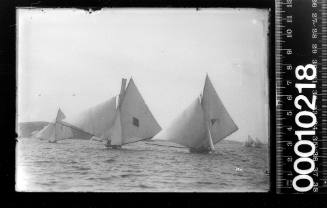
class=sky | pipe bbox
[17,8,270,143]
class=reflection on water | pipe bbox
[16,138,269,192]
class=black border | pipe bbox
[6,0,275,205]
[4,0,325,207]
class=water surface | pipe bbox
[16,138,269,192]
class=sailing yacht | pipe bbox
[33,108,74,143]
[62,77,161,149]
[254,137,263,148]
[244,135,255,147]
[153,74,238,153]
[244,135,263,148]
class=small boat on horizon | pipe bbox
[244,135,263,148]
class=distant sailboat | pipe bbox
[244,135,255,147]
[33,123,54,140]
[244,135,263,148]
[254,137,263,148]
[153,74,238,153]
[62,77,162,149]
[33,108,74,143]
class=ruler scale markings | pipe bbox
[276,0,327,193]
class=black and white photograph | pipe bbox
[16,8,270,192]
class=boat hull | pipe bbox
[110,145,122,149]
[189,147,212,154]
[105,143,122,149]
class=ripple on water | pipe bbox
[71,166,91,171]
[34,160,53,164]
[97,176,120,181]
[137,184,153,189]
[196,181,214,185]
[104,158,116,163]
[120,173,146,178]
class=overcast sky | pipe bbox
[17,8,269,143]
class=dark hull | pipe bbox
[105,143,122,149]
[189,148,212,154]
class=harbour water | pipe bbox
[16,138,269,192]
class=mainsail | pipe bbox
[64,96,117,140]
[33,123,55,140]
[53,123,73,141]
[153,97,208,149]
[153,74,238,152]
[119,78,162,144]
[201,75,238,145]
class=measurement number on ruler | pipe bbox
[292,64,318,192]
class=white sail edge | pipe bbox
[110,111,123,146]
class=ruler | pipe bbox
[276,0,327,193]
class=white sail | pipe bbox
[254,137,263,148]
[33,109,74,142]
[60,77,161,146]
[65,96,117,140]
[153,75,238,151]
[58,120,94,140]
[54,122,73,141]
[33,123,55,140]
[109,112,123,146]
[201,75,238,145]
[244,135,255,147]
[254,137,262,144]
[118,78,127,108]
[56,108,66,122]
[119,78,162,144]
[153,97,208,149]
[244,136,263,148]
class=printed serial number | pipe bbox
[292,64,318,192]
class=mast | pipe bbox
[207,125,215,151]
[201,74,215,150]
[51,108,61,142]
[108,78,127,146]
[118,78,127,108]
[52,122,57,142]
[55,108,65,142]
[109,111,123,146]
[50,108,74,142]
